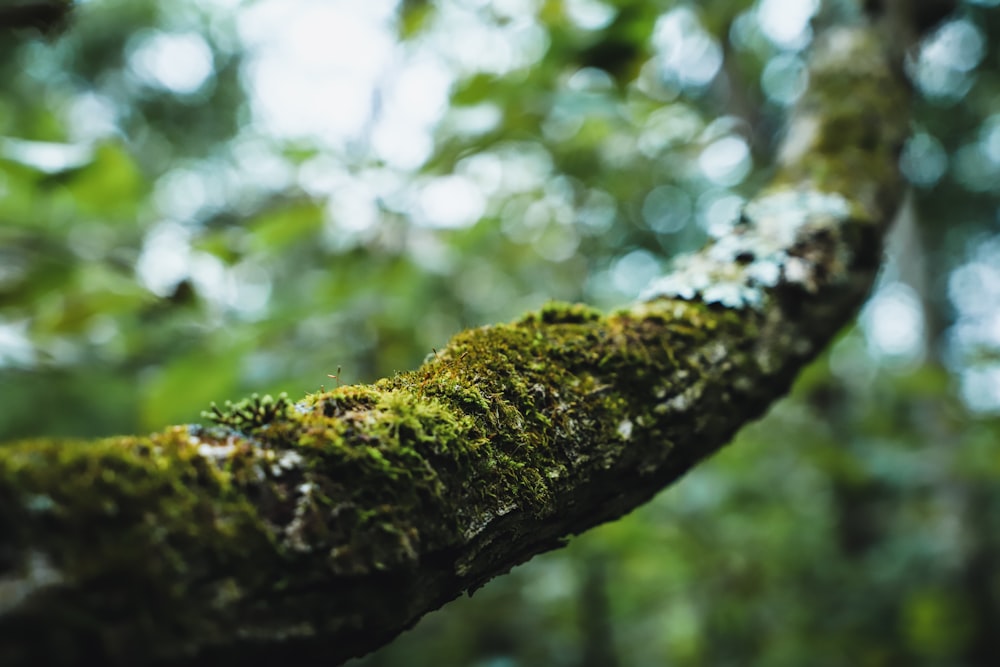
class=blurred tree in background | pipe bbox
[1,0,999,665]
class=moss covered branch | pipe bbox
[0,12,921,667]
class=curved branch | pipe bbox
[0,12,918,667]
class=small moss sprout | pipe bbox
[202,392,292,432]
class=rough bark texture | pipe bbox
[0,10,925,667]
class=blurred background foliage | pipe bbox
[1,0,1000,664]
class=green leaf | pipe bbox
[247,198,324,252]
[63,142,146,221]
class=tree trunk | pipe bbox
[0,7,937,666]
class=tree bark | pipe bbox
[0,8,931,667]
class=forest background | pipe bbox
[2,0,1000,665]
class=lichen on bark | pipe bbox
[0,12,919,667]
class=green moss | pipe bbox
[0,427,278,659]
[773,32,907,211]
[0,292,839,662]
[523,301,604,325]
[166,299,742,579]
[202,392,293,433]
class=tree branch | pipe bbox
[0,11,918,667]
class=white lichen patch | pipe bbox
[461,511,493,543]
[0,551,64,617]
[459,501,517,545]
[783,256,811,284]
[702,282,763,309]
[641,188,855,309]
[642,254,764,309]
[271,449,305,477]
[745,258,781,286]
[655,382,705,414]
[284,481,319,553]
[744,190,850,245]
[197,440,238,463]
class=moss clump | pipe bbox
[524,301,604,325]
[202,393,293,433]
[773,30,907,216]
[0,427,278,664]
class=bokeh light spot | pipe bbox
[611,249,661,298]
[863,282,925,366]
[910,19,985,103]
[761,54,807,106]
[417,175,486,229]
[129,31,215,95]
[652,8,723,90]
[900,133,947,188]
[699,136,751,186]
[642,185,692,234]
[756,0,818,51]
